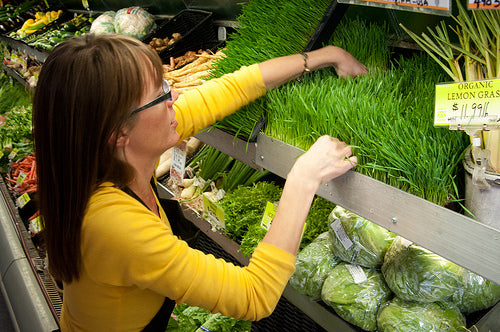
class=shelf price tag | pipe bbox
[16,192,31,208]
[29,216,43,235]
[338,0,451,16]
[468,0,500,9]
[203,193,225,229]
[260,201,278,230]
[434,79,500,130]
[16,171,27,186]
[8,148,18,160]
[170,140,187,185]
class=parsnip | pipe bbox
[180,185,197,199]
[155,157,172,178]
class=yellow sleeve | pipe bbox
[83,186,296,321]
[173,63,266,141]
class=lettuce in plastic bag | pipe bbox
[449,269,500,314]
[382,236,464,303]
[114,7,156,40]
[327,206,396,268]
[289,232,340,300]
[89,11,116,34]
[377,297,466,332]
[321,263,392,331]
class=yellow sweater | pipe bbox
[60,64,296,331]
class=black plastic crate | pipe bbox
[143,9,217,62]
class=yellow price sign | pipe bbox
[260,201,278,230]
[434,79,500,128]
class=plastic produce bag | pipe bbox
[289,232,340,300]
[327,205,396,268]
[449,269,500,314]
[89,11,116,34]
[382,236,464,303]
[114,7,156,40]
[321,263,392,331]
[377,297,466,332]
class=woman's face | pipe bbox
[125,77,180,160]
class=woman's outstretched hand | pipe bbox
[327,46,367,79]
[290,135,357,188]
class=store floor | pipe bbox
[0,289,16,331]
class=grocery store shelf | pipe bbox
[0,179,59,332]
[0,35,48,63]
[156,182,359,332]
[156,166,500,332]
[197,126,500,285]
[1,65,32,92]
[157,182,249,265]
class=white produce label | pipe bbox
[346,264,367,284]
[331,219,353,250]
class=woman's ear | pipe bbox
[109,129,129,147]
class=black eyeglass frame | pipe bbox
[130,79,172,115]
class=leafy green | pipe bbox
[289,232,340,300]
[196,313,251,332]
[166,303,251,332]
[300,196,336,250]
[327,206,396,268]
[0,74,32,116]
[377,297,466,332]
[239,223,267,257]
[167,305,211,331]
[382,237,464,303]
[0,105,34,172]
[218,181,282,244]
[449,270,500,314]
[321,263,392,331]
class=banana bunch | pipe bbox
[17,10,62,37]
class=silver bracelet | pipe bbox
[297,52,310,82]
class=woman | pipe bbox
[33,33,366,331]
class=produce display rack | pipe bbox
[1,4,499,331]
[0,177,60,332]
[0,34,48,63]
[194,126,500,331]
[156,183,360,331]
[1,63,31,90]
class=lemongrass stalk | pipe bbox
[400,24,462,82]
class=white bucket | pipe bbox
[463,147,500,230]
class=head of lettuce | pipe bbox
[289,232,340,300]
[327,206,396,268]
[382,237,464,303]
[377,297,466,332]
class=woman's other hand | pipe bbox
[290,135,357,189]
[263,135,356,255]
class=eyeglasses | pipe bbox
[130,79,172,115]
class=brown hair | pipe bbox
[33,33,163,283]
